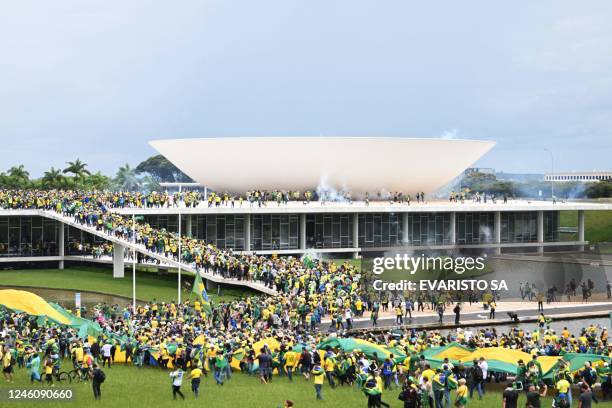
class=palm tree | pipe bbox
[114,164,141,191]
[42,167,66,189]
[8,164,29,180]
[63,159,91,179]
[6,165,30,188]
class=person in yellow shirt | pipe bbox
[324,356,336,388]
[44,356,54,385]
[73,344,84,365]
[312,364,325,400]
[456,378,468,407]
[190,366,202,398]
[284,348,296,382]
[555,377,571,406]
[2,346,14,382]
[421,364,435,383]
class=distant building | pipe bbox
[464,167,495,176]
[544,171,612,182]
[496,172,543,182]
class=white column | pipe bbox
[58,222,65,270]
[449,212,456,245]
[578,210,585,251]
[186,215,193,238]
[299,213,306,250]
[402,213,409,245]
[537,211,544,254]
[494,211,501,255]
[352,213,359,259]
[113,242,125,278]
[244,213,251,251]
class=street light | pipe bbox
[544,148,554,200]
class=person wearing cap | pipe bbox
[312,363,325,400]
[455,378,468,408]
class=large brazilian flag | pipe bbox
[192,271,212,315]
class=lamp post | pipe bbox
[544,148,554,200]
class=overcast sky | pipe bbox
[1,1,611,177]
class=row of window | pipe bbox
[546,174,611,181]
[0,212,562,256]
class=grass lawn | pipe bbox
[2,364,582,408]
[0,266,252,304]
[560,210,612,243]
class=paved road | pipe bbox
[318,302,611,331]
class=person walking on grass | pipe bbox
[190,364,203,398]
[214,350,228,386]
[455,378,468,408]
[312,363,325,400]
[43,355,54,385]
[101,341,112,368]
[169,367,185,400]
[2,345,14,383]
[90,363,106,400]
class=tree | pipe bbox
[42,167,67,189]
[85,171,111,190]
[63,159,91,179]
[135,155,192,182]
[585,180,612,198]
[460,171,516,196]
[113,163,141,191]
[8,164,29,180]
[0,165,31,188]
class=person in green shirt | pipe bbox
[214,351,227,386]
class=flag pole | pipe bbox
[178,210,182,304]
[132,212,136,313]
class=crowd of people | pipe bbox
[1,188,611,406]
[1,299,611,406]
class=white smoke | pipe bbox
[479,225,493,243]
[316,174,351,202]
[301,248,323,261]
[441,129,458,140]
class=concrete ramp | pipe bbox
[39,210,278,296]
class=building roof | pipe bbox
[149,137,495,194]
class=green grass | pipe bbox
[0,266,251,303]
[2,364,586,408]
[560,210,612,243]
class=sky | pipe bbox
[0,1,611,178]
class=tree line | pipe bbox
[0,155,191,191]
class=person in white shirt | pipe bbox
[344,308,353,330]
[169,369,185,400]
[101,343,112,368]
[479,358,488,394]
